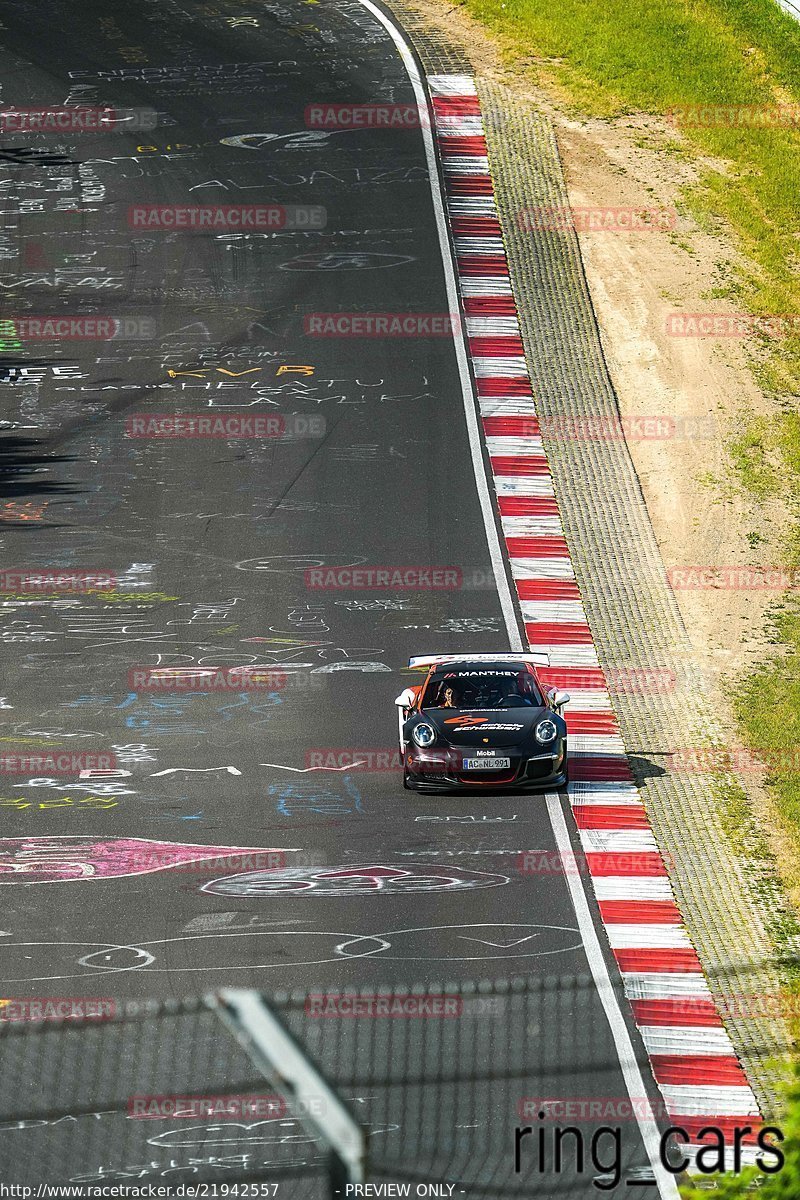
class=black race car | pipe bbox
[395,654,570,793]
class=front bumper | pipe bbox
[404,741,567,792]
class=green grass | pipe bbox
[462,0,800,386]
[735,602,800,887]
[731,407,800,892]
[718,775,800,961]
[729,413,780,497]
[679,1062,800,1197]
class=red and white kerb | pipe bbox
[428,72,761,1163]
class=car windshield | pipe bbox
[422,669,542,709]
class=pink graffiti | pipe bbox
[0,837,295,884]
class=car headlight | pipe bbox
[535,719,558,745]
[412,722,436,748]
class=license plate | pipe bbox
[462,757,511,771]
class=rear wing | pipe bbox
[408,652,550,670]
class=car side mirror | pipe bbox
[395,687,418,754]
[553,690,570,712]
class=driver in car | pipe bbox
[496,674,536,706]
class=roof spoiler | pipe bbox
[408,652,550,670]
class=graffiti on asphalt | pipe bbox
[201,864,508,898]
[0,837,298,883]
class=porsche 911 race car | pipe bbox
[395,654,570,792]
